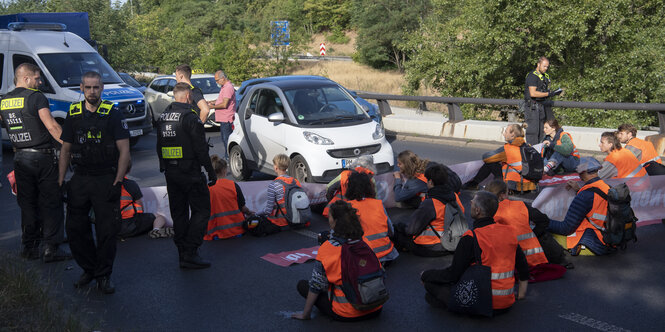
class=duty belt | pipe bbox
[74,167,116,176]
[15,147,54,154]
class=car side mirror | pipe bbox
[361,104,370,112]
[166,91,174,97]
[268,112,285,123]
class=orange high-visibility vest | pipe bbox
[415,173,428,201]
[605,148,647,179]
[627,137,662,165]
[205,179,245,240]
[494,199,548,267]
[348,198,395,259]
[323,167,375,217]
[566,180,610,249]
[502,143,536,191]
[120,179,143,220]
[268,176,301,227]
[556,131,580,158]
[467,223,519,310]
[414,194,465,246]
[317,240,383,318]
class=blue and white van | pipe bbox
[0,22,151,145]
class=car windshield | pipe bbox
[38,52,123,87]
[119,73,141,88]
[192,77,221,94]
[283,85,367,125]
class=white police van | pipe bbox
[0,22,151,146]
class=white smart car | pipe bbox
[227,79,394,183]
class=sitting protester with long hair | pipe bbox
[542,118,580,175]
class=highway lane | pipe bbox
[1,133,664,331]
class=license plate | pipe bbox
[341,159,354,168]
[129,129,143,137]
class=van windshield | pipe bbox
[38,52,123,87]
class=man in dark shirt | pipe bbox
[420,191,529,313]
[156,82,216,269]
[59,71,131,294]
[524,56,562,144]
[174,64,210,124]
[0,63,69,262]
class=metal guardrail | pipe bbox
[355,92,665,134]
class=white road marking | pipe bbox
[559,313,631,332]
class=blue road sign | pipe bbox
[271,20,290,46]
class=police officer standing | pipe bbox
[157,82,216,269]
[0,63,70,262]
[58,71,130,294]
[524,56,563,144]
[174,64,210,124]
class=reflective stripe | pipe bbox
[491,271,514,280]
[591,213,606,221]
[121,205,134,212]
[505,168,520,174]
[507,162,521,167]
[420,229,439,237]
[523,247,544,256]
[372,243,393,254]
[516,232,536,241]
[587,217,606,231]
[625,166,644,178]
[366,231,388,241]
[647,156,661,163]
[332,293,349,304]
[209,209,242,221]
[120,196,133,200]
[492,288,515,296]
[206,221,244,234]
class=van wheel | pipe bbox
[230,145,252,181]
[289,155,312,183]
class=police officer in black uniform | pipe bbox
[174,64,210,124]
[157,82,216,269]
[58,71,130,294]
[0,63,70,262]
[524,56,562,144]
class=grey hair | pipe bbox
[349,155,376,174]
[215,70,227,80]
[473,191,499,218]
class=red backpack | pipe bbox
[339,240,389,310]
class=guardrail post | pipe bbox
[377,99,393,116]
[417,101,428,115]
[446,103,464,122]
[659,111,665,134]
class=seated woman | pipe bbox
[260,154,302,231]
[598,131,647,180]
[463,123,537,193]
[542,118,580,175]
[323,155,376,217]
[205,155,253,240]
[292,200,383,321]
[345,171,398,265]
[393,150,430,208]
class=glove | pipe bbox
[207,172,217,187]
[549,88,563,97]
[107,182,122,202]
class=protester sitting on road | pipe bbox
[486,180,571,269]
[548,157,612,256]
[542,118,580,175]
[260,154,300,230]
[420,191,529,313]
[598,131,647,180]
[393,150,430,208]
[344,171,398,265]
[323,155,376,217]
[118,163,172,239]
[617,123,665,175]
[393,163,464,257]
[462,123,537,193]
[205,155,253,240]
[292,200,383,321]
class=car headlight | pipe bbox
[372,123,385,140]
[303,131,334,145]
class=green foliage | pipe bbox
[326,27,350,44]
[303,0,351,32]
[194,26,260,83]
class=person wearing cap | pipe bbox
[548,157,611,256]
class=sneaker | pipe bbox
[74,272,94,288]
[96,276,115,294]
[42,245,72,263]
[163,227,175,238]
[180,252,211,269]
[149,229,161,239]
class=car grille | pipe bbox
[115,102,145,119]
[326,144,382,158]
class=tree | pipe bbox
[194,26,259,83]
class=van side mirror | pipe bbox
[268,112,285,123]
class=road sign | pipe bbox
[271,20,290,46]
[319,43,326,56]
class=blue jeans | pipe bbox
[545,152,580,172]
[219,121,233,160]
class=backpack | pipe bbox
[520,144,544,181]
[429,200,469,251]
[275,179,312,225]
[339,240,389,311]
[585,183,638,249]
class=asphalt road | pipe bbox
[1,133,664,331]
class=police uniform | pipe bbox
[61,100,129,279]
[188,84,205,115]
[156,101,215,264]
[0,87,64,258]
[524,70,555,144]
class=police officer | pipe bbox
[157,82,216,269]
[524,56,562,144]
[58,71,130,294]
[174,64,210,124]
[0,63,70,262]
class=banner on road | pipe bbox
[261,246,319,267]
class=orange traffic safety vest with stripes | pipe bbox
[627,137,663,165]
[605,148,647,179]
[566,180,610,249]
[467,223,519,310]
[268,176,301,227]
[556,131,580,159]
[323,167,375,217]
[415,173,428,201]
[414,194,465,246]
[317,240,383,318]
[348,198,395,259]
[120,179,143,220]
[205,179,245,240]
[502,143,536,191]
[494,199,548,267]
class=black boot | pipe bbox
[180,251,211,269]
[21,246,40,260]
[74,272,94,288]
[97,276,115,294]
[42,244,72,263]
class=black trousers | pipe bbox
[525,100,554,145]
[393,223,449,257]
[66,172,120,278]
[470,162,502,185]
[14,150,64,249]
[296,280,382,322]
[164,168,210,257]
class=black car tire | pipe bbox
[229,145,252,181]
[289,155,312,183]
